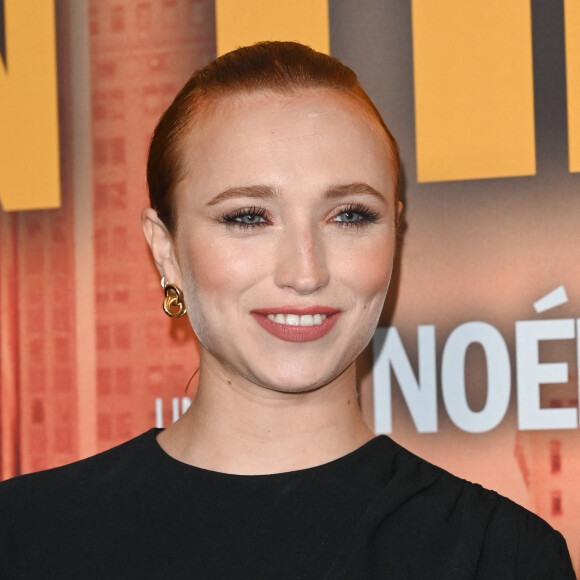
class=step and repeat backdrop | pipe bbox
[1,0,579,573]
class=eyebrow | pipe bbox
[205,181,386,207]
[324,182,386,202]
[206,185,276,206]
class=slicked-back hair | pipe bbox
[147,41,401,233]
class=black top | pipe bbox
[0,429,574,579]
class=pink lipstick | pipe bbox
[251,306,341,342]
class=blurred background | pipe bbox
[1,0,579,574]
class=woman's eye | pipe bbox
[331,205,380,228]
[237,213,266,225]
[219,207,269,229]
[335,210,364,223]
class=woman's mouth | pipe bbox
[251,307,340,342]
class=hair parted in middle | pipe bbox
[147,41,401,234]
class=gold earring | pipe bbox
[161,277,187,318]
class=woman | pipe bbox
[0,42,574,579]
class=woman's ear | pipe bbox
[396,200,404,228]
[141,208,182,284]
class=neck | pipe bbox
[157,361,374,475]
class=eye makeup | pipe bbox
[218,206,270,229]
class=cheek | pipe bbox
[181,237,264,300]
[336,237,395,298]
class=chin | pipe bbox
[267,380,328,395]
[251,362,350,395]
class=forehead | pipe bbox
[175,88,396,200]
[187,87,390,153]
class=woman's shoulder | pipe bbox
[0,429,177,578]
[373,434,560,536]
[0,428,160,507]
[345,435,575,579]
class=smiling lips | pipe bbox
[251,307,341,342]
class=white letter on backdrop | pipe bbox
[516,319,577,430]
[441,322,510,433]
[373,326,437,434]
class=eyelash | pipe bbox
[331,203,380,229]
[219,206,270,229]
[218,203,380,230]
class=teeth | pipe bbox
[286,314,300,326]
[266,313,328,326]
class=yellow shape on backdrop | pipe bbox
[411,0,536,182]
[0,0,61,211]
[564,0,580,173]
[215,0,329,56]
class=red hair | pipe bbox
[147,41,401,233]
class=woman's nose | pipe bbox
[274,226,330,294]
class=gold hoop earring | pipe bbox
[161,277,187,318]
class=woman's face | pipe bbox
[159,88,399,393]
